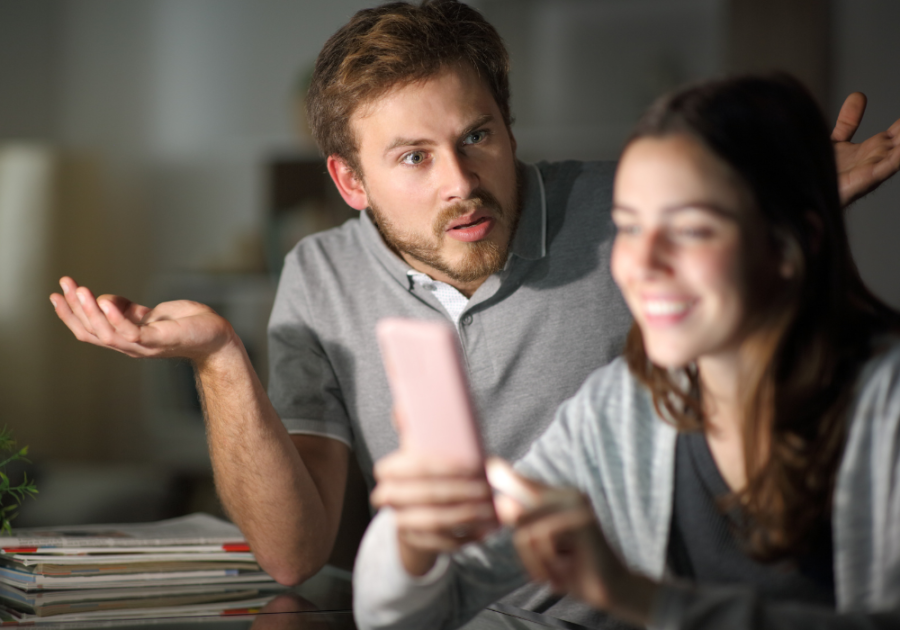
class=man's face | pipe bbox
[351,66,520,293]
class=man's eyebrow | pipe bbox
[461,114,494,137]
[383,114,497,156]
[384,136,436,155]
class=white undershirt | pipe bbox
[406,270,469,326]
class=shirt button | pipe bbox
[461,313,473,326]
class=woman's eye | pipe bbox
[401,151,426,165]
[614,223,640,236]
[673,226,714,239]
[463,130,487,145]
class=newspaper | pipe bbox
[0,514,245,550]
[0,593,276,623]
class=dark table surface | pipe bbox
[7,566,581,630]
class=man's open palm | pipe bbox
[51,276,234,361]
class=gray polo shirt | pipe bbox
[268,160,632,489]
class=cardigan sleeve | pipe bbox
[352,509,530,630]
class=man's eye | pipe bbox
[401,151,426,165]
[463,130,487,145]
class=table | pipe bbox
[10,566,586,630]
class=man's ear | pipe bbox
[327,155,368,211]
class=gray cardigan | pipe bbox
[353,344,900,630]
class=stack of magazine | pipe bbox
[0,513,283,624]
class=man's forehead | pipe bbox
[350,65,496,135]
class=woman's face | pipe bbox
[611,134,755,368]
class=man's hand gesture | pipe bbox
[50,276,236,362]
[833,92,900,206]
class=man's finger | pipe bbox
[832,92,867,142]
[51,293,100,345]
[76,287,127,347]
[59,277,94,334]
[96,296,144,344]
[888,115,900,138]
[96,294,151,326]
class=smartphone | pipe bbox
[376,318,484,468]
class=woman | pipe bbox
[353,74,900,629]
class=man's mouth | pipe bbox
[444,211,495,242]
[449,216,489,230]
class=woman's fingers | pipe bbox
[395,502,497,546]
[372,474,491,508]
[374,448,498,558]
[512,499,608,596]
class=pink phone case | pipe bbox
[376,318,484,468]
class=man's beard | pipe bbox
[366,170,522,285]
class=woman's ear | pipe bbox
[776,231,801,280]
[804,211,823,256]
[327,156,369,211]
[779,240,798,280]
[778,212,821,280]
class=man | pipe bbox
[51,0,900,627]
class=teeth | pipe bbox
[644,300,691,316]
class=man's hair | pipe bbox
[305,0,511,174]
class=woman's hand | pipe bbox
[371,447,498,577]
[493,462,658,627]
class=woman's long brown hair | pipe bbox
[623,74,900,561]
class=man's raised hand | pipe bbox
[50,276,236,362]
[833,92,900,206]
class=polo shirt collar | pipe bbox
[508,162,548,261]
[359,161,548,285]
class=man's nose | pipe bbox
[439,151,479,201]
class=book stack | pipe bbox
[0,513,283,624]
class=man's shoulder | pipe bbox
[276,216,387,303]
[287,216,365,263]
[534,159,618,184]
[528,160,619,258]
[535,159,617,218]
[281,216,380,282]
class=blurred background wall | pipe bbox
[0,0,897,532]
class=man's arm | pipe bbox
[194,343,349,585]
[832,92,900,206]
[50,277,347,585]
